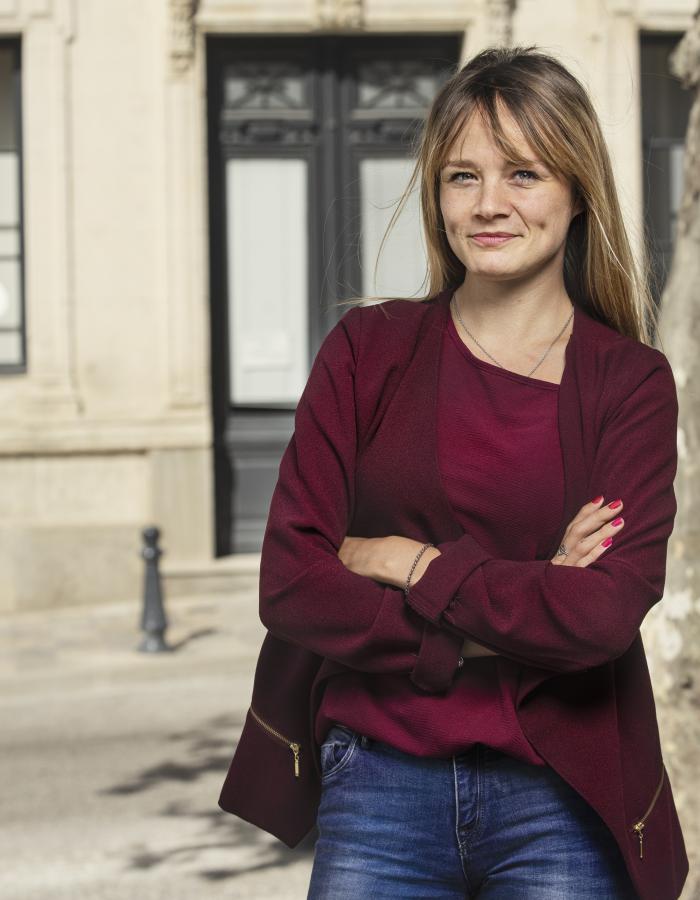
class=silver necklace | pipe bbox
[450,292,574,379]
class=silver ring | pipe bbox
[556,543,568,557]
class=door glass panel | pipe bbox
[356,61,443,114]
[359,156,426,298]
[223,63,307,111]
[0,150,19,224]
[0,258,20,326]
[0,330,19,361]
[226,157,308,405]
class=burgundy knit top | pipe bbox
[315,308,566,764]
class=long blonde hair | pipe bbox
[335,45,659,346]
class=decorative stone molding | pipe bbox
[170,0,197,75]
[670,7,700,89]
[0,0,54,21]
[669,8,700,242]
[27,0,52,17]
[486,0,515,47]
[316,0,364,30]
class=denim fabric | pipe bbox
[307,723,638,899]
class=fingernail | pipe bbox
[601,537,613,547]
[591,495,604,504]
[608,499,622,509]
[611,517,623,526]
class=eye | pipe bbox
[446,169,539,184]
[448,171,475,183]
[513,169,539,183]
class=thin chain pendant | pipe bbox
[450,293,573,378]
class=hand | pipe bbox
[337,536,385,580]
[460,637,499,659]
[338,536,498,660]
[550,496,625,567]
[338,535,440,586]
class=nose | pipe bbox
[472,177,510,220]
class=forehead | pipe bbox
[443,105,538,164]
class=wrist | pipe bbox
[409,545,441,587]
[378,538,441,589]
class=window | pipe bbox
[640,33,693,303]
[0,40,24,371]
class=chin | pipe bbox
[467,264,520,279]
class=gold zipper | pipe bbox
[249,704,301,778]
[631,764,666,859]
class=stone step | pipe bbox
[161,553,260,598]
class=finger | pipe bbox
[553,513,625,566]
[574,516,625,559]
[579,494,606,516]
[568,499,624,548]
[576,496,623,525]
[601,497,624,518]
[575,533,616,567]
[570,495,605,527]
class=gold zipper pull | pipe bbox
[630,763,665,861]
[249,705,302,779]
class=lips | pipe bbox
[472,233,516,246]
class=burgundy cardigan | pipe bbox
[218,287,688,900]
[314,309,564,763]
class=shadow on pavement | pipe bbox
[99,711,317,883]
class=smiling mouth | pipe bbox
[471,234,516,246]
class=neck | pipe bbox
[452,274,574,347]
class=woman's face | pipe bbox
[439,106,582,286]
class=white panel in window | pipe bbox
[360,157,427,300]
[0,151,19,227]
[226,158,308,405]
[0,259,19,327]
[0,329,20,365]
[0,226,19,256]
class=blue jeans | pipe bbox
[307,724,637,899]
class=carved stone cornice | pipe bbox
[169,0,197,75]
[670,8,700,90]
[486,0,515,47]
[315,0,364,30]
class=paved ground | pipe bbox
[0,584,316,899]
[3,587,698,900]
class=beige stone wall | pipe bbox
[0,0,696,612]
[0,0,212,612]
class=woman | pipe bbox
[218,46,688,899]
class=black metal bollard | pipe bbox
[138,526,172,653]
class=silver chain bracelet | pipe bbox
[403,542,464,670]
[404,542,434,597]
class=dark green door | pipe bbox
[207,33,461,554]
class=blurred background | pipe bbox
[0,1,698,898]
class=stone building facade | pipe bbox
[0,0,695,612]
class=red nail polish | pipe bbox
[592,495,604,504]
[612,517,623,526]
[608,499,622,509]
[601,537,613,547]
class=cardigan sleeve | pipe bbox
[404,353,679,673]
[258,306,464,693]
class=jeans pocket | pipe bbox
[320,724,360,781]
